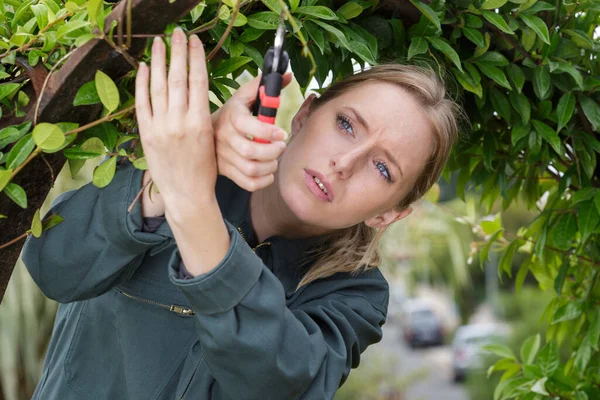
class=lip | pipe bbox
[304,168,334,202]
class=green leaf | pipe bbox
[480,0,508,9]
[337,2,362,19]
[532,119,561,155]
[68,159,86,179]
[537,342,559,376]
[426,37,463,72]
[579,95,600,131]
[476,62,511,89]
[247,11,280,30]
[533,66,551,100]
[289,0,300,12]
[0,83,20,102]
[556,92,575,133]
[56,20,91,40]
[347,41,377,65]
[0,126,26,149]
[579,201,600,243]
[87,0,103,27]
[511,123,530,145]
[311,20,349,48]
[482,343,516,360]
[304,21,325,53]
[462,27,484,47]
[499,239,518,278]
[551,61,583,89]
[454,67,483,98]
[552,301,583,324]
[83,123,118,151]
[518,14,550,44]
[408,0,441,31]
[189,3,206,23]
[32,122,65,151]
[554,258,569,295]
[531,377,549,396]
[509,90,531,123]
[476,51,509,66]
[562,29,594,50]
[3,182,26,208]
[490,88,511,121]
[95,70,119,113]
[92,156,117,188]
[31,4,48,30]
[0,169,12,192]
[550,213,576,250]
[295,6,338,20]
[5,133,34,170]
[239,27,265,42]
[30,208,42,238]
[212,56,252,77]
[132,157,147,170]
[481,11,513,34]
[41,214,63,231]
[595,192,600,215]
[63,146,104,160]
[408,36,428,59]
[73,81,101,106]
[574,335,593,373]
[520,334,541,365]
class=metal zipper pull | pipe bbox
[170,305,195,316]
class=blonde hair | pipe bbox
[295,63,462,291]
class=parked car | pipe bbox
[451,323,511,382]
[399,301,445,348]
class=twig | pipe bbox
[40,153,55,183]
[128,175,153,213]
[207,1,240,61]
[0,12,72,59]
[0,231,29,250]
[34,48,77,126]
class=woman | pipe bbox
[22,28,460,399]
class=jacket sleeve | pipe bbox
[168,220,389,400]
[21,160,173,303]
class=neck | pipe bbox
[249,173,330,243]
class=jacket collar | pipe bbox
[216,176,329,295]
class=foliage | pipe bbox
[1,0,600,398]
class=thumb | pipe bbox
[235,74,263,107]
[236,72,294,108]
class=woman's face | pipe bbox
[276,81,434,231]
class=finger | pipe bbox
[220,163,275,192]
[281,72,293,89]
[228,131,286,161]
[228,156,279,178]
[167,27,188,115]
[188,34,210,120]
[231,113,288,143]
[234,74,262,107]
[135,62,153,123]
[150,36,168,116]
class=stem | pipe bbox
[207,0,240,61]
[0,231,29,250]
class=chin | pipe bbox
[277,169,326,227]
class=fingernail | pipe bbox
[190,34,200,47]
[153,36,161,45]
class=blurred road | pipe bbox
[376,319,469,400]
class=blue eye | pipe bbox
[375,161,392,182]
[336,114,354,136]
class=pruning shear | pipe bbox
[250,12,289,144]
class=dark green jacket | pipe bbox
[22,160,389,400]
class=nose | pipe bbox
[329,146,366,180]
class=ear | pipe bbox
[291,93,318,135]
[364,206,413,229]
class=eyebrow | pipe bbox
[344,106,404,178]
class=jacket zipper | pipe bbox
[179,354,204,400]
[116,288,194,316]
[237,226,271,252]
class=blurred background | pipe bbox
[1,74,549,400]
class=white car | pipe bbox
[451,323,511,382]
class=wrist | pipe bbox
[164,193,220,227]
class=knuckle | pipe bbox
[239,142,254,158]
[244,162,259,176]
[169,77,187,89]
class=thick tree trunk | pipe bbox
[0,0,203,303]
